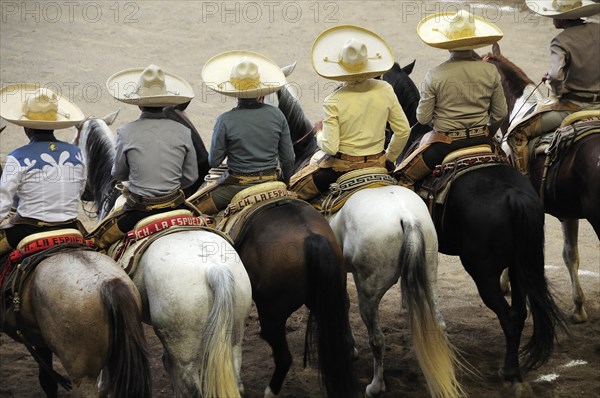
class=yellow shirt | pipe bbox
[316,79,410,162]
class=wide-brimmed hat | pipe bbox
[526,0,600,19]
[417,10,503,50]
[0,83,84,129]
[106,64,194,106]
[202,50,286,98]
[311,25,394,81]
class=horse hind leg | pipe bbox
[258,312,292,398]
[561,219,587,323]
[36,347,58,398]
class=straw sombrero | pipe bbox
[202,51,286,98]
[106,64,194,106]
[0,84,84,129]
[417,10,503,51]
[311,25,394,81]
[526,0,600,18]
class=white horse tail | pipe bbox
[200,265,240,398]
[399,220,467,398]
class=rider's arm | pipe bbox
[386,89,411,163]
[180,128,199,189]
[316,100,340,155]
[208,116,227,168]
[548,38,567,96]
[489,71,508,131]
[278,117,295,184]
[0,156,21,221]
[111,129,130,182]
[416,71,435,126]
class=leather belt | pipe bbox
[562,92,600,103]
[123,188,185,211]
[336,151,385,162]
[437,126,489,139]
[229,168,277,177]
[8,215,78,228]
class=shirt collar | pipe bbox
[140,110,166,119]
[29,132,58,143]
[449,50,477,61]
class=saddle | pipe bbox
[108,210,219,275]
[310,167,397,216]
[217,182,300,246]
[415,145,508,220]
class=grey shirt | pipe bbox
[112,111,198,197]
[209,102,295,183]
[416,50,507,132]
[549,22,600,98]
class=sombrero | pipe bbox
[417,10,504,51]
[526,0,600,19]
[311,25,394,81]
[0,84,84,129]
[106,64,194,106]
[202,50,286,98]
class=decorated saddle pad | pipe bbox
[312,167,396,215]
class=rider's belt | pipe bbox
[9,215,78,228]
[562,92,600,103]
[123,188,185,211]
[438,126,488,139]
[335,151,385,162]
[228,169,278,183]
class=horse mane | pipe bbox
[382,62,421,127]
[485,52,534,109]
[277,86,318,170]
[80,119,118,217]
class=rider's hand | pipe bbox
[541,73,550,83]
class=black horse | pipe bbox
[276,62,567,388]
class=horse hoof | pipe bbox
[570,308,588,323]
[365,382,384,398]
[238,382,245,396]
[264,386,278,398]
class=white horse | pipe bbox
[273,85,467,397]
[75,113,253,398]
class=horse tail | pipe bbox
[303,234,356,397]
[399,220,466,398]
[100,278,152,398]
[508,193,567,370]
[200,265,240,398]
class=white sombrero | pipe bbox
[417,10,504,51]
[202,51,286,98]
[106,64,194,106]
[311,25,394,81]
[0,83,84,129]
[526,0,600,18]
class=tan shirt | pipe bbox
[549,22,600,98]
[316,79,410,162]
[416,51,507,132]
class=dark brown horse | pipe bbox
[1,249,152,397]
[276,65,567,391]
[485,43,600,323]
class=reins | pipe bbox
[508,80,545,127]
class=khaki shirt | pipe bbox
[416,51,507,132]
[549,22,600,98]
[316,79,410,162]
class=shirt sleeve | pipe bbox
[548,37,568,96]
[489,72,508,128]
[0,156,22,221]
[277,116,295,184]
[111,129,130,182]
[209,116,227,168]
[385,89,411,163]
[416,71,435,126]
[180,128,199,189]
[317,101,340,155]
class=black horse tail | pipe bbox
[303,234,356,397]
[509,194,568,370]
[101,278,152,398]
[400,220,467,398]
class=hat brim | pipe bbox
[311,25,394,81]
[526,0,600,18]
[106,68,195,106]
[417,13,504,50]
[202,50,286,98]
[0,83,85,129]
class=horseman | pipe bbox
[394,10,507,188]
[89,64,199,251]
[189,51,295,214]
[290,25,410,200]
[0,84,86,257]
[505,0,600,175]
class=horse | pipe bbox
[75,113,253,398]
[1,247,152,398]
[484,42,600,323]
[275,70,467,398]
[276,63,567,391]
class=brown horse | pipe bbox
[485,43,600,322]
[1,249,152,397]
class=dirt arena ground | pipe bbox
[1,1,599,397]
